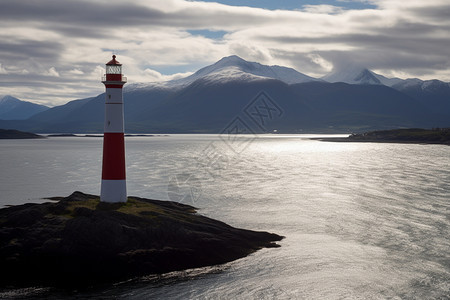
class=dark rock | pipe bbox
[0,192,283,288]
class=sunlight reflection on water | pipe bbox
[0,135,449,299]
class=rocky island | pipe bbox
[0,192,283,288]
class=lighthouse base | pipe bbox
[100,180,127,202]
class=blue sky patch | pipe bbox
[187,29,229,40]
[191,0,377,11]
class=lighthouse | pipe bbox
[100,55,127,202]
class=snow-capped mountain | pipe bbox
[128,55,319,91]
[183,55,318,85]
[322,66,382,85]
[392,78,450,91]
[322,66,418,87]
[0,95,49,120]
[391,79,450,114]
[321,67,450,114]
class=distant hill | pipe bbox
[0,95,49,120]
[1,56,449,133]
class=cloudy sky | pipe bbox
[1,0,449,106]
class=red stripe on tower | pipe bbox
[100,55,127,202]
[102,133,126,180]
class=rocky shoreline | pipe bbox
[0,192,283,288]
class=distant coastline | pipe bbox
[0,129,44,139]
[46,133,169,137]
[0,130,166,139]
[314,128,450,145]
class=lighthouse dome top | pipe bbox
[106,55,122,66]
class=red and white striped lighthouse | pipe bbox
[100,55,127,202]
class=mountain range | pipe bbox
[0,55,449,133]
[0,95,49,120]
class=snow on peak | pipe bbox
[212,55,248,69]
[391,78,450,92]
[196,66,272,85]
[354,69,381,85]
[421,79,448,91]
[199,55,318,84]
[323,66,381,85]
[140,55,319,89]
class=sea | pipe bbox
[0,134,449,299]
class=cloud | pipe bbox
[141,68,193,81]
[0,64,7,75]
[0,39,63,62]
[228,44,273,64]
[69,69,84,75]
[302,4,345,14]
[0,0,449,105]
[45,67,60,77]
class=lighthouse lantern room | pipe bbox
[100,55,127,203]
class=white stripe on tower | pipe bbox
[100,55,127,203]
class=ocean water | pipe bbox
[0,135,449,299]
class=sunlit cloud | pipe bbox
[141,68,194,82]
[45,67,60,77]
